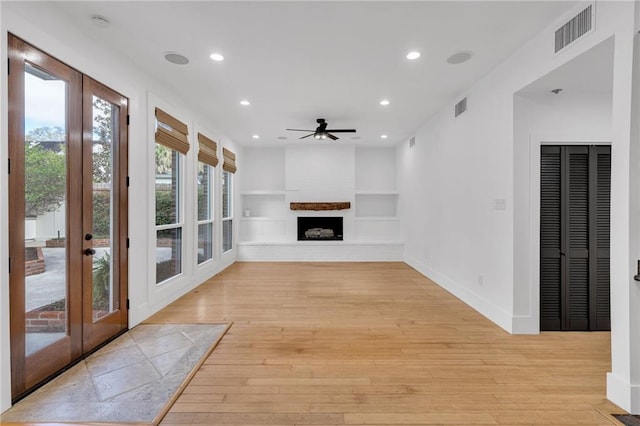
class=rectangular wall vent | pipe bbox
[454,98,467,117]
[409,136,415,148]
[555,5,592,53]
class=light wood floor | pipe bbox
[148,262,624,425]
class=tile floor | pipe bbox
[1,323,228,424]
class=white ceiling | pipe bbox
[51,1,577,147]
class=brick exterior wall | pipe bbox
[25,247,45,277]
[25,310,65,332]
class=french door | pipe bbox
[8,34,128,400]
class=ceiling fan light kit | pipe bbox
[286,118,356,141]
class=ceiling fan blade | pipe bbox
[287,128,315,132]
[299,133,315,139]
[327,133,339,141]
[325,129,356,133]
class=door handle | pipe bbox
[84,248,96,256]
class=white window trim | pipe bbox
[222,170,233,253]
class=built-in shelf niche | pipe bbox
[240,193,286,219]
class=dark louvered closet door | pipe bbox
[540,146,562,330]
[566,146,590,330]
[540,145,610,331]
[592,146,611,330]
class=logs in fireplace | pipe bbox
[297,217,343,241]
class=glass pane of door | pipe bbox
[91,96,118,321]
[23,64,68,356]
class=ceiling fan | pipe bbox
[286,118,356,140]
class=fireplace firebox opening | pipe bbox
[297,217,343,241]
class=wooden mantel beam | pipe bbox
[290,202,351,211]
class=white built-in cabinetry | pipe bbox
[238,145,402,260]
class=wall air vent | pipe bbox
[555,4,593,53]
[454,98,467,117]
[409,136,415,148]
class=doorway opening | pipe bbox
[512,36,614,334]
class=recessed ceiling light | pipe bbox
[381,134,388,139]
[240,100,250,106]
[164,52,189,65]
[277,136,288,140]
[210,53,224,62]
[252,134,260,139]
[380,99,390,106]
[406,51,421,60]
[91,15,110,28]
[446,51,473,65]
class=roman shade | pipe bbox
[155,108,189,154]
[197,133,219,167]
[222,147,237,173]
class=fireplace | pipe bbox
[297,217,343,241]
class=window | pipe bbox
[197,162,214,264]
[154,108,189,284]
[155,145,183,283]
[222,170,233,252]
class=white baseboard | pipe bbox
[511,315,539,334]
[607,372,640,414]
[404,255,513,334]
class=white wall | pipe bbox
[398,1,639,412]
[286,145,356,193]
[607,11,640,411]
[239,147,285,192]
[622,16,640,413]
[355,147,397,191]
[513,90,613,333]
[0,2,240,412]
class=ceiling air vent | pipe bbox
[455,98,467,117]
[555,4,593,53]
[409,136,415,148]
